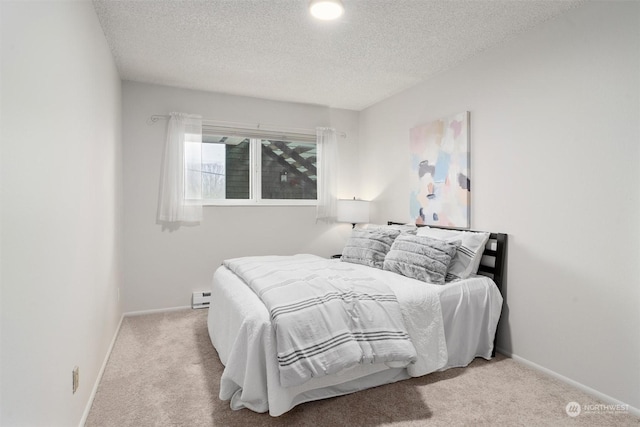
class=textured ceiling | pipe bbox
[93,0,583,111]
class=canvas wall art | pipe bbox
[409,111,470,228]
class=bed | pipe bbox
[207,223,507,416]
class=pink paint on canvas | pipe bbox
[409,112,470,228]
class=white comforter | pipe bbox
[223,255,419,387]
[208,255,501,416]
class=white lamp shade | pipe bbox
[337,199,370,225]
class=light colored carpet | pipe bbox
[86,309,638,426]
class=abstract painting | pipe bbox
[409,111,470,228]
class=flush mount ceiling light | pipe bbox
[309,0,344,20]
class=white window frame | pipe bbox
[201,129,318,207]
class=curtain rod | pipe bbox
[148,115,347,138]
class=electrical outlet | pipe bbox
[72,366,79,394]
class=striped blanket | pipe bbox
[223,255,418,387]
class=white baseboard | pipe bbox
[79,314,125,427]
[124,305,192,317]
[497,347,639,418]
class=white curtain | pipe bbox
[157,112,203,224]
[315,127,338,223]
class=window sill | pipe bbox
[203,200,317,207]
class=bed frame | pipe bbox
[388,222,508,356]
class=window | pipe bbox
[199,129,317,205]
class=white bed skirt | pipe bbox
[207,259,502,416]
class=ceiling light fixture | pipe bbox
[309,0,344,20]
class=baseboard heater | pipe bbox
[192,291,211,309]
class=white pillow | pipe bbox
[416,227,490,280]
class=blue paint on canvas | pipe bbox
[433,151,451,183]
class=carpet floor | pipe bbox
[86,309,638,426]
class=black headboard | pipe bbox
[387,222,508,293]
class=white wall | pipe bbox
[1,1,123,426]
[359,1,639,410]
[122,82,359,312]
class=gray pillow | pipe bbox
[365,223,418,234]
[341,228,402,269]
[383,234,459,285]
[416,227,490,281]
